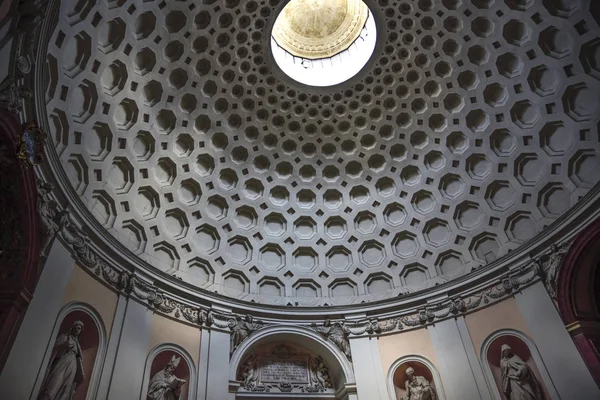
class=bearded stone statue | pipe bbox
[402,366,437,400]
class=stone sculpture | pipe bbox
[239,355,259,389]
[37,321,85,400]
[229,315,261,355]
[500,344,543,400]
[309,356,332,389]
[542,243,569,298]
[147,355,187,400]
[402,366,437,400]
[312,319,352,360]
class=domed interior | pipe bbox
[45,0,600,306]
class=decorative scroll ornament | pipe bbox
[312,319,352,361]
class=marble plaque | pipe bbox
[260,357,309,383]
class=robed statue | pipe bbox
[229,315,261,355]
[147,355,187,400]
[312,319,352,360]
[37,321,85,400]
[402,366,437,400]
[500,344,543,400]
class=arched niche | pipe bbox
[557,217,600,384]
[481,329,558,400]
[141,343,196,400]
[33,302,106,400]
[229,325,356,399]
[386,355,445,400]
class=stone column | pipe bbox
[348,336,388,400]
[95,294,128,399]
[428,318,492,400]
[106,298,153,399]
[0,240,73,399]
[516,281,600,399]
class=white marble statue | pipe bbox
[500,344,543,400]
[147,355,187,400]
[37,321,85,400]
[402,366,437,400]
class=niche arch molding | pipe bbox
[140,342,197,400]
[229,325,356,397]
[386,354,446,400]
[31,301,107,400]
[480,328,559,400]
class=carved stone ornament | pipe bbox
[0,76,33,115]
[531,241,571,299]
[312,319,352,361]
[237,344,333,393]
[229,315,263,356]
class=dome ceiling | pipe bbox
[272,0,369,59]
[45,0,600,305]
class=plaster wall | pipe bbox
[378,327,437,374]
[147,313,201,365]
[62,264,118,332]
[465,298,532,359]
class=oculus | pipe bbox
[271,0,376,86]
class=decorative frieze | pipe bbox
[36,176,578,349]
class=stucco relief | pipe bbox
[237,343,333,393]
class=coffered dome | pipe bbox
[43,0,600,305]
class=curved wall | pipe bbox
[1,239,599,399]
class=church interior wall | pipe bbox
[464,298,532,359]
[61,263,118,333]
[378,327,438,377]
[147,313,201,366]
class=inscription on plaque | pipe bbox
[260,357,309,383]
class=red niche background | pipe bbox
[149,349,191,400]
[392,360,436,399]
[486,335,550,400]
[44,310,100,400]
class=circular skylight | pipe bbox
[271,0,376,87]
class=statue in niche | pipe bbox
[239,355,259,389]
[147,355,187,400]
[500,344,543,400]
[37,321,85,400]
[309,356,332,389]
[402,366,437,400]
[229,315,262,355]
[312,319,352,360]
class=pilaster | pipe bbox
[516,281,600,399]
